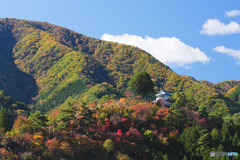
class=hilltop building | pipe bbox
[153,89,172,107]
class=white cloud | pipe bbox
[226,10,240,17]
[213,46,240,64]
[200,19,240,35]
[101,33,209,67]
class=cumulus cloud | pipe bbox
[213,46,240,64]
[226,10,240,17]
[101,33,209,67]
[200,19,240,35]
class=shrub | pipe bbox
[103,139,114,152]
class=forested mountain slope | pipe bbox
[0,18,239,114]
[228,83,240,104]
[214,80,240,94]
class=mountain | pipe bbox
[0,18,239,114]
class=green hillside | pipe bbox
[228,83,240,104]
[214,80,240,94]
[0,18,239,115]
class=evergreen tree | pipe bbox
[198,105,208,117]
[217,144,224,152]
[0,106,11,131]
[183,155,188,160]
[0,90,4,99]
[211,128,220,146]
[179,126,206,159]
[221,135,226,144]
[221,123,229,138]
[55,107,76,131]
[127,71,154,98]
[29,111,48,133]
[171,92,188,109]
[227,135,232,151]
[232,132,238,147]
[211,128,220,141]
[228,135,232,143]
[237,140,240,150]
[196,129,210,160]
[162,154,169,160]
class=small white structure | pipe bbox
[153,89,172,106]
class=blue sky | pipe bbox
[1,0,240,83]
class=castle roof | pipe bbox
[155,89,171,97]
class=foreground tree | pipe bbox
[179,126,210,160]
[127,71,154,98]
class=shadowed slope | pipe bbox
[0,20,38,103]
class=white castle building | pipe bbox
[153,89,172,106]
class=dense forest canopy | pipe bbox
[0,93,239,159]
